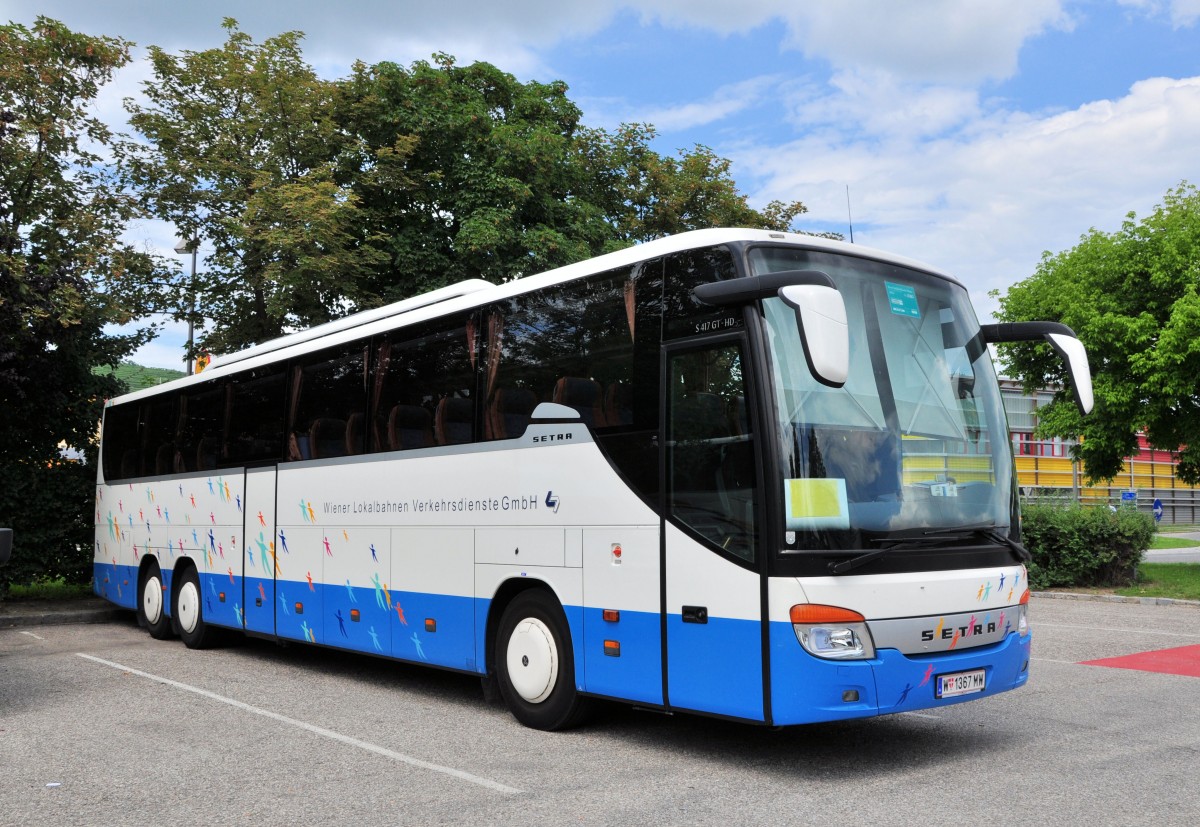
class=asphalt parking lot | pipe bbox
[1,598,1197,827]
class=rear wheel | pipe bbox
[174,566,219,649]
[138,561,173,640]
[495,590,593,730]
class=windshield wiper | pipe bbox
[976,527,1032,563]
[827,525,1029,575]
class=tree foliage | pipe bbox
[128,37,815,349]
[333,55,600,300]
[0,18,155,592]
[580,122,808,245]
[122,19,388,354]
[334,56,808,306]
[994,182,1200,483]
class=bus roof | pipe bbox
[106,228,956,407]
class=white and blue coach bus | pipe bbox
[93,228,1092,730]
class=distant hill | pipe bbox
[97,363,186,394]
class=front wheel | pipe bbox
[495,590,593,730]
[174,566,219,649]
[138,561,173,640]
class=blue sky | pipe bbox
[5,1,1199,369]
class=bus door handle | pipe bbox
[682,605,708,624]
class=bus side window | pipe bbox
[177,383,227,472]
[286,344,368,461]
[143,395,177,476]
[483,266,639,441]
[101,402,141,482]
[372,314,478,452]
[666,342,757,562]
[227,367,286,464]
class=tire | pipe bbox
[138,561,173,640]
[495,589,593,731]
[174,565,219,649]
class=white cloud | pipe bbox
[777,0,1073,84]
[739,75,1200,320]
[1169,0,1200,25]
[1119,0,1200,27]
[10,0,1073,85]
[633,0,1073,84]
[635,76,780,132]
[783,69,983,140]
[2,0,620,79]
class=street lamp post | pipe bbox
[174,238,198,375]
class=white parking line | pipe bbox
[76,653,522,796]
[1037,622,1200,639]
[19,631,45,640]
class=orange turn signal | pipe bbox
[789,604,866,624]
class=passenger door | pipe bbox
[662,338,765,721]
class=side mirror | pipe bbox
[1044,332,1094,415]
[778,284,849,388]
[981,322,1094,415]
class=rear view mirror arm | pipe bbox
[980,322,1094,415]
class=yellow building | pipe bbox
[1000,379,1199,524]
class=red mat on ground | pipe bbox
[1080,644,1200,678]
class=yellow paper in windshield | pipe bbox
[785,478,850,530]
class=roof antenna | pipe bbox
[845,184,855,244]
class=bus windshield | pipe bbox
[750,246,1013,551]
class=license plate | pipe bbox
[936,669,986,698]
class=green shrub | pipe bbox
[0,459,95,597]
[1021,504,1155,589]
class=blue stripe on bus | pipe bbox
[93,561,177,615]
[98,561,735,716]
[768,620,1032,725]
[266,580,479,671]
[582,606,663,705]
[109,561,1049,727]
[93,562,138,610]
[667,613,764,721]
[242,571,275,635]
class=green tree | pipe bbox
[127,30,818,354]
[334,55,611,300]
[336,56,814,305]
[0,18,155,592]
[122,19,388,355]
[994,182,1200,483]
[579,122,809,244]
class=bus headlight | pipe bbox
[790,604,876,660]
[1018,588,1031,637]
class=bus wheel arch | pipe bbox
[490,583,593,730]
[137,557,173,640]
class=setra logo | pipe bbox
[921,617,998,642]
